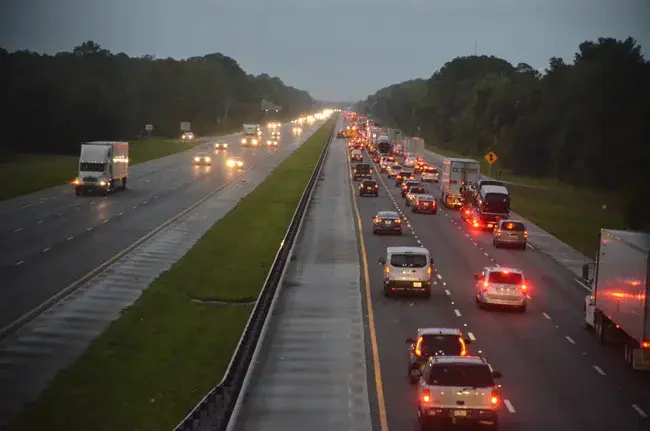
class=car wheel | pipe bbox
[521,243,527,251]
[493,239,500,248]
[383,285,392,297]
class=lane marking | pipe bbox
[67,236,74,241]
[42,247,50,253]
[348,160,389,431]
[436,274,442,280]
[454,309,462,317]
[483,252,489,257]
[542,312,551,320]
[36,220,43,224]
[632,404,647,418]
[504,399,516,413]
[133,206,137,209]
[86,227,93,231]
[574,278,592,292]
[118,212,124,216]
[15,260,24,267]
[13,228,22,232]
[103,219,109,223]
[444,289,451,296]
[467,332,476,341]
[565,336,575,344]
[593,365,606,376]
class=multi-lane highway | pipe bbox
[349,141,650,429]
[0,123,302,333]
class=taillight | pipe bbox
[374,218,381,223]
[427,266,432,275]
[395,219,402,224]
[521,284,527,291]
[524,231,528,238]
[490,390,499,406]
[385,265,390,274]
[375,184,379,188]
[459,337,467,356]
[642,341,650,348]
[482,281,489,292]
[415,336,423,356]
[421,389,432,404]
[473,221,479,228]
[496,229,502,236]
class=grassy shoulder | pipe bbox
[0,139,200,201]
[7,119,334,431]
[427,145,626,257]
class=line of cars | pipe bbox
[338,114,509,429]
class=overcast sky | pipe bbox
[2,0,649,102]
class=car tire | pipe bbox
[423,289,431,299]
[521,243,527,251]
[493,239,500,248]
[383,285,392,297]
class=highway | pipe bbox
[0,123,303,332]
[349,145,650,429]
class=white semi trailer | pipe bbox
[74,141,129,196]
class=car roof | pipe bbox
[387,246,429,254]
[419,195,435,200]
[418,327,462,336]
[361,179,376,183]
[430,356,488,366]
[485,266,524,275]
[499,219,524,225]
[377,210,399,218]
[196,152,209,155]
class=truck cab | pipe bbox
[241,124,261,147]
[74,141,129,196]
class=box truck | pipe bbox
[584,229,650,370]
[74,141,129,196]
[440,158,480,208]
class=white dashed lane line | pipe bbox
[13,228,22,232]
[14,260,24,267]
[66,236,74,241]
[444,289,451,296]
[593,365,606,376]
[36,220,43,224]
[632,404,647,418]
[504,399,516,413]
[42,247,50,253]
[565,336,576,344]
[542,312,552,320]
[467,332,476,341]
[454,309,462,317]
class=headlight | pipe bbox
[205,157,211,162]
[241,138,246,144]
[99,181,106,186]
[194,157,200,161]
[252,139,258,144]
[223,144,228,148]
[226,160,235,167]
[237,161,243,166]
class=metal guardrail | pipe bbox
[174,119,337,431]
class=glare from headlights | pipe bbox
[252,139,258,144]
[99,181,106,186]
[241,138,246,144]
[237,161,243,166]
[194,157,200,161]
[226,160,235,167]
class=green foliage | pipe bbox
[0,41,313,156]
[358,37,650,230]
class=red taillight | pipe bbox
[521,284,527,291]
[459,337,467,356]
[421,389,431,404]
[473,221,479,228]
[395,219,402,224]
[482,281,489,292]
[490,390,499,406]
[415,336,423,356]
[642,341,650,348]
[496,229,502,236]
[374,218,381,223]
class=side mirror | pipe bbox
[405,337,415,344]
[378,257,386,265]
[492,371,502,379]
[463,338,472,345]
[473,273,482,280]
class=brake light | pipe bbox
[459,337,467,356]
[374,218,381,223]
[385,265,390,274]
[521,284,527,291]
[473,221,479,228]
[642,341,650,349]
[415,336,423,356]
[490,390,499,406]
[395,219,402,224]
[496,229,502,236]
[427,265,432,275]
[421,389,432,404]
[482,281,489,292]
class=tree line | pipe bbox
[357,37,650,229]
[0,41,313,157]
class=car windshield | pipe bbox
[80,162,105,172]
[196,153,208,157]
[361,181,376,186]
[390,253,427,268]
[488,271,523,284]
[410,187,426,194]
[426,364,494,388]
[502,221,525,231]
[420,334,463,356]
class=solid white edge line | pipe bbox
[503,399,516,413]
[632,404,648,418]
[574,278,593,292]
[565,336,575,344]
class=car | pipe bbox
[379,156,396,172]
[378,246,433,297]
[214,141,228,150]
[371,154,381,163]
[395,169,415,186]
[372,211,403,235]
[353,163,372,180]
[226,156,244,169]
[403,156,417,167]
[460,204,473,221]
[181,132,195,142]
[474,267,528,311]
[405,186,427,206]
[192,152,212,165]
[412,194,437,214]
[292,126,302,135]
[266,138,279,147]
[401,180,421,197]
[405,328,472,383]
[416,355,502,429]
[421,166,440,182]
[414,161,427,173]
[359,180,379,196]
[350,149,363,161]
[493,220,527,249]
[386,163,402,179]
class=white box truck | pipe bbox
[241,124,261,147]
[440,158,480,208]
[404,137,425,159]
[74,141,129,196]
[584,229,650,370]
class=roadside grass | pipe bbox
[427,145,627,257]
[0,139,199,201]
[7,119,334,431]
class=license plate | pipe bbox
[423,203,428,206]
[384,221,391,225]
[413,282,422,287]
[453,410,467,417]
[367,188,372,190]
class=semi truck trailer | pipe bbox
[74,141,129,196]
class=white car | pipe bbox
[421,167,440,182]
[226,156,244,169]
[386,164,402,179]
[181,132,195,142]
[214,141,228,150]
[474,266,528,311]
[403,156,417,168]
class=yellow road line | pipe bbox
[346,150,389,431]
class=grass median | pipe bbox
[428,145,626,257]
[0,139,201,201]
[8,118,335,431]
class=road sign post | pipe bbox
[145,124,153,139]
[484,151,498,177]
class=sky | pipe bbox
[2,0,649,102]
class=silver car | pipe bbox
[493,220,527,250]
[387,164,402,178]
[416,355,502,429]
[474,266,528,311]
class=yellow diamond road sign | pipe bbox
[484,151,498,165]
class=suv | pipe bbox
[417,356,502,429]
[353,163,372,180]
[474,267,528,311]
[401,180,421,197]
[405,328,472,383]
[405,186,427,206]
[493,220,527,250]
[386,164,402,179]
[378,246,433,297]
[359,180,379,197]
[350,149,363,161]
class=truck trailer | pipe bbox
[440,158,481,208]
[74,141,129,196]
[584,229,650,370]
